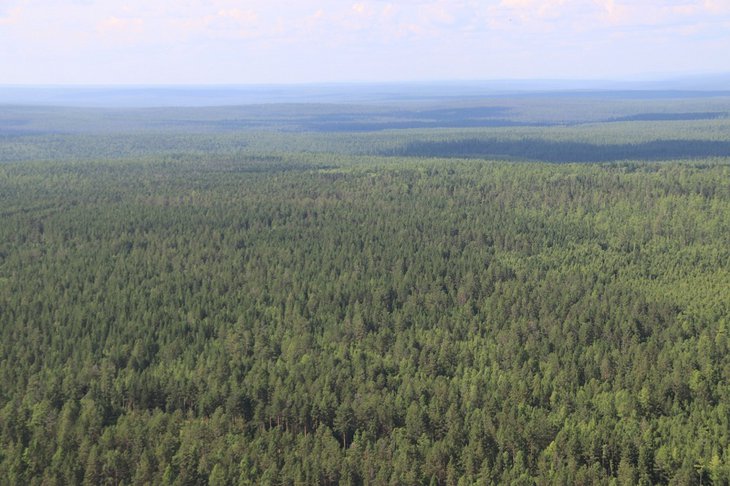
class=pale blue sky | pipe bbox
[2,0,729,84]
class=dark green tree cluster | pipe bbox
[1,154,729,484]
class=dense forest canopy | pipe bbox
[1,92,730,484]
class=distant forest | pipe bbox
[1,92,730,484]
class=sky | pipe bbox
[1,0,730,85]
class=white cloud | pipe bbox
[0,4,24,25]
[702,0,730,14]
[97,16,144,34]
[1,0,729,83]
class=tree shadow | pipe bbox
[382,138,730,163]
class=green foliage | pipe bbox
[1,103,730,484]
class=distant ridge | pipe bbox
[1,74,729,107]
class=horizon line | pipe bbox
[1,72,730,89]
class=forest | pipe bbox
[1,92,730,484]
